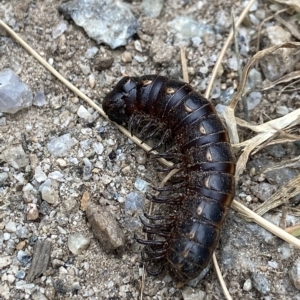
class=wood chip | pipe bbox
[27,239,52,282]
[80,191,90,211]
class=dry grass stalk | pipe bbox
[213,253,233,300]
[255,174,300,216]
[180,46,189,83]
[231,200,300,248]
[234,107,300,178]
[262,70,300,91]
[224,42,300,145]
[204,0,257,98]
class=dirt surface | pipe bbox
[1,0,300,300]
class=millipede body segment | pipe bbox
[102,75,236,283]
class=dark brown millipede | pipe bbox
[102,75,236,283]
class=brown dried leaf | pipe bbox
[285,223,300,237]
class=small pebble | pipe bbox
[68,233,90,255]
[77,105,92,120]
[15,270,26,279]
[86,203,125,251]
[252,273,270,295]
[121,51,132,63]
[27,204,39,221]
[34,166,47,183]
[134,178,149,193]
[17,250,31,266]
[3,232,11,240]
[125,192,144,213]
[16,241,26,250]
[52,22,67,39]
[16,224,28,239]
[243,278,252,291]
[0,256,12,269]
[135,150,147,165]
[56,158,67,167]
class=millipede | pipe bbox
[102,75,236,283]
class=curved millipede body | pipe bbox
[102,75,236,283]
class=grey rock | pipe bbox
[5,221,18,233]
[0,68,33,113]
[227,55,238,71]
[135,150,147,165]
[47,133,75,157]
[276,105,289,116]
[85,47,99,59]
[15,270,26,279]
[34,165,47,183]
[82,157,93,180]
[26,204,39,221]
[134,177,149,193]
[52,21,67,39]
[68,233,90,255]
[86,203,125,251]
[125,192,144,213]
[265,167,299,188]
[150,37,174,64]
[59,0,138,49]
[33,90,46,107]
[61,197,78,213]
[266,144,286,158]
[0,284,10,300]
[48,171,64,182]
[93,142,104,155]
[39,179,60,205]
[77,105,92,120]
[215,10,231,34]
[220,87,235,105]
[182,287,206,300]
[16,224,29,238]
[0,117,6,126]
[3,232,10,240]
[0,172,8,183]
[250,182,277,202]
[141,0,164,18]
[0,256,12,269]
[252,273,270,295]
[278,243,294,260]
[245,68,262,92]
[168,16,214,41]
[5,239,16,255]
[247,91,262,110]
[259,26,300,81]
[17,250,31,266]
[32,291,49,300]
[289,259,300,290]
[3,145,29,169]
[243,278,252,291]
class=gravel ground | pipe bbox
[1,0,300,299]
